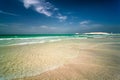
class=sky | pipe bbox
[0,0,120,34]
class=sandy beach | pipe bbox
[0,0,120,79]
[0,38,120,80]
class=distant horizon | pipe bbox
[0,32,120,35]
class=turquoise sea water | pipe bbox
[0,34,120,46]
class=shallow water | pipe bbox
[0,34,119,46]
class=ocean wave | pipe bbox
[0,38,13,40]
[0,34,118,46]
[2,39,62,46]
[0,37,56,41]
[0,34,116,41]
[11,41,46,46]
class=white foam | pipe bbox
[0,36,60,41]
[6,39,62,46]
[49,39,62,42]
[0,38,13,40]
[11,41,46,46]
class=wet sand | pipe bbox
[0,38,120,80]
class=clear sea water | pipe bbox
[0,34,119,46]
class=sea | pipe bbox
[0,34,119,46]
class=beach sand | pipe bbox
[0,39,120,80]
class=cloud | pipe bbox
[80,20,90,25]
[56,14,67,22]
[22,0,53,16]
[80,20,103,27]
[92,24,103,27]
[40,25,57,30]
[40,25,48,29]
[0,10,18,16]
[21,0,67,21]
[28,25,58,33]
[22,25,68,34]
[79,20,104,32]
[80,20,102,28]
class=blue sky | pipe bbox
[0,0,120,34]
